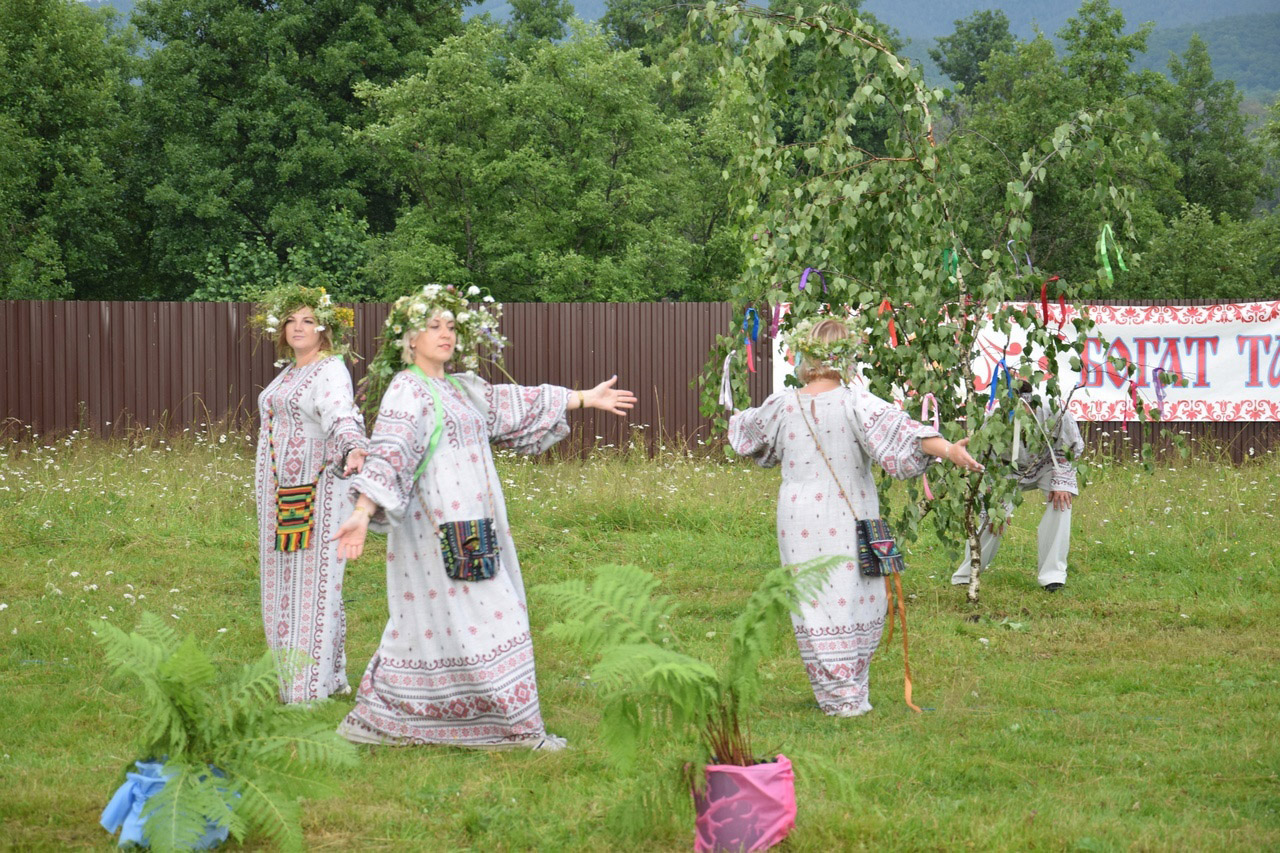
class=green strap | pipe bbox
[409,367,465,483]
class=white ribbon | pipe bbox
[719,351,736,411]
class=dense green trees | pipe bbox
[0,0,140,299]
[1,0,1276,302]
[357,24,736,301]
[935,0,1275,296]
[928,9,1016,93]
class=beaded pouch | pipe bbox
[438,519,500,582]
[275,482,318,551]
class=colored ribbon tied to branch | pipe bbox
[878,298,898,348]
[942,248,958,278]
[798,267,827,293]
[1006,240,1032,278]
[1097,223,1128,283]
[1040,275,1062,326]
[743,307,760,373]
[920,393,940,500]
[719,350,736,411]
[1152,367,1168,420]
[987,358,1014,419]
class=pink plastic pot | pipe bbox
[692,754,796,852]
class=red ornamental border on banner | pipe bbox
[1081,301,1280,325]
[1073,400,1280,422]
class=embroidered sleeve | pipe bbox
[350,373,429,526]
[845,388,940,480]
[314,358,368,467]
[1049,410,1083,494]
[450,373,571,455]
[728,393,787,468]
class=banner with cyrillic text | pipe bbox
[974,301,1280,422]
[773,302,1280,422]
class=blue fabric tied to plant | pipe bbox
[100,761,229,849]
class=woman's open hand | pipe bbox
[333,512,370,560]
[945,438,984,473]
[586,375,638,416]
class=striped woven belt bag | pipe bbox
[438,519,500,582]
[857,518,906,577]
[274,482,318,551]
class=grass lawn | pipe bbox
[1,428,1277,850]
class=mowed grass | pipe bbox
[1,427,1278,851]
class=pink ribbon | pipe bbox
[920,393,940,500]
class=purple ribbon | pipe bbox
[799,268,827,293]
[770,303,781,337]
[1152,367,1166,419]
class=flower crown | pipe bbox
[780,313,863,368]
[360,284,507,415]
[249,283,356,362]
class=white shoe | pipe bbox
[530,733,569,751]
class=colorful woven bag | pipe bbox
[275,482,318,551]
[437,519,500,582]
[857,518,906,577]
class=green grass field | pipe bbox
[1,428,1277,850]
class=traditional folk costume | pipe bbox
[729,386,938,716]
[951,401,1084,589]
[256,355,367,702]
[338,371,572,747]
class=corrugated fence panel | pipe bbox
[0,299,1272,460]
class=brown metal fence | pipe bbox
[2,299,1277,460]
[0,300,770,451]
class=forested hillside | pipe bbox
[9,0,1274,303]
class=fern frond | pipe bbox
[725,556,843,717]
[217,651,287,734]
[93,620,187,757]
[138,763,232,853]
[592,643,722,743]
[232,773,304,853]
[225,723,360,772]
[137,611,181,654]
[542,565,675,653]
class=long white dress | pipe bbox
[339,370,571,746]
[256,355,368,703]
[729,386,938,715]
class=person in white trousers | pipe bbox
[952,386,1084,592]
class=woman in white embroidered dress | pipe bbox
[728,317,982,716]
[253,285,368,703]
[333,285,636,749]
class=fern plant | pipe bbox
[95,612,358,852]
[543,558,841,768]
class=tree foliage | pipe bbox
[132,0,465,298]
[696,2,1158,598]
[1150,34,1273,219]
[354,22,737,303]
[928,8,1017,93]
[0,0,141,299]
